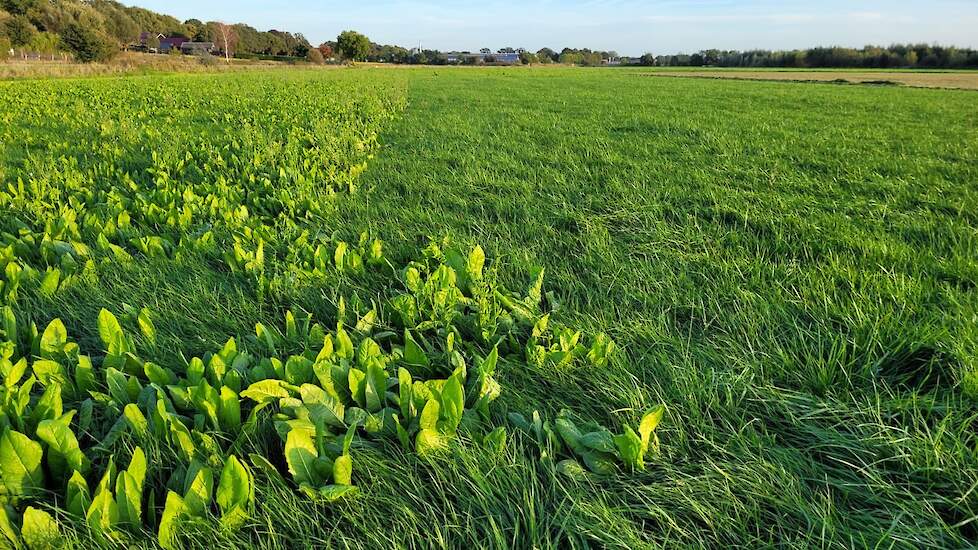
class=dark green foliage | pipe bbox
[0,0,38,16]
[59,21,115,62]
[2,14,34,46]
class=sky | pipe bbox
[132,0,978,56]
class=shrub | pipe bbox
[199,51,218,66]
[306,48,324,65]
[0,37,10,61]
[60,22,117,63]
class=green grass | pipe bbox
[1,66,977,548]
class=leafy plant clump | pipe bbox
[0,239,664,547]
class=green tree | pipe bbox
[60,21,116,62]
[145,33,160,50]
[3,14,35,46]
[640,53,655,66]
[27,30,58,54]
[0,36,10,60]
[336,30,370,61]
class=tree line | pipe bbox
[644,45,978,69]
[0,0,313,62]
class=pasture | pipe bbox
[0,66,976,548]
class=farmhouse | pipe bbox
[159,37,188,53]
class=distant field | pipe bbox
[0,67,976,548]
[637,68,978,89]
[0,51,300,80]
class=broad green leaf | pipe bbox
[105,368,131,406]
[397,368,414,421]
[581,451,617,475]
[613,426,644,470]
[0,429,45,499]
[284,355,313,386]
[144,362,175,386]
[115,471,142,527]
[28,383,62,429]
[402,330,429,367]
[39,319,67,359]
[157,491,188,550]
[21,507,61,550]
[299,384,345,429]
[0,505,18,548]
[127,447,147,490]
[554,416,586,455]
[467,245,485,280]
[285,429,322,487]
[439,374,464,433]
[31,359,67,388]
[74,355,95,394]
[137,308,156,345]
[67,470,92,518]
[580,429,616,454]
[639,405,665,453]
[216,455,252,529]
[332,455,352,485]
[86,481,119,539]
[241,379,289,404]
[122,404,149,439]
[182,464,213,516]
[415,428,445,456]
[5,357,27,388]
[36,415,90,478]
[419,399,440,431]
[97,309,126,354]
[219,387,242,431]
[364,360,386,413]
[347,368,367,408]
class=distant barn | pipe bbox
[181,42,216,56]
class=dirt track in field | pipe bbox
[640,70,978,90]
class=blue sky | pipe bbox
[132,0,978,55]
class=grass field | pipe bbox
[0,67,977,548]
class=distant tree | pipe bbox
[0,36,8,59]
[640,53,655,66]
[60,22,117,62]
[101,6,140,46]
[211,21,237,61]
[905,50,918,67]
[183,18,203,40]
[306,47,324,64]
[27,30,58,54]
[479,47,491,55]
[317,42,333,59]
[536,48,555,63]
[3,14,35,46]
[519,51,538,64]
[336,30,370,61]
[145,33,160,51]
[499,47,515,53]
